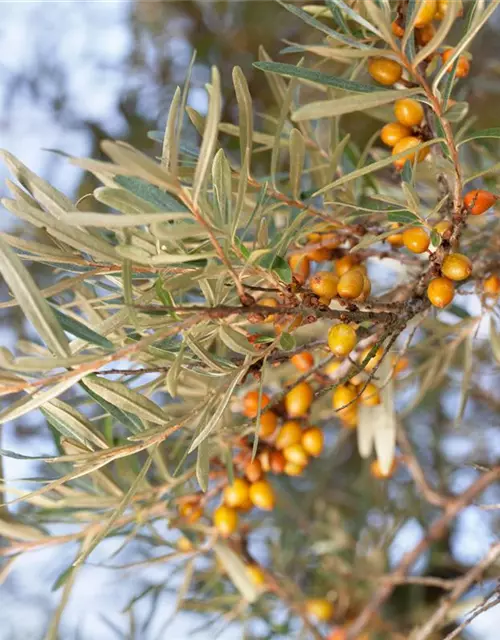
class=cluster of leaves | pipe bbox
[1,1,500,639]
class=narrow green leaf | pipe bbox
[162,86,182,173]
[388,211,421,224]
[289,129,305,200]
[232,66,254,175]
[42,399,108,449]
[212,149,232,226]
[50,307,114,349]
[81,381,145,434]
[327,0,383,37]
[213,542,259,603]
[196,440,210,492]
[458,127,500,147]
[114,176,188,211]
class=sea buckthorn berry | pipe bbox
[270,450,286,474]
[356,275,372,302]
[368,57,402,86]
[484,274,500,296]
[441,253,472,281]
[249,479,275,510]
[288,254,310,283]
[370,458,398,479]
[391,20,405,37]
[245,458,263,483]
[464,189,496,215]
[324,360,341,378]
[310,271,339,300]
[305,598,334,622]
[360,346,384,373]
[259,449,272,473]
[243,391,270,418]
[416,22,436,46]
[275,313,303,335]
[322,231,341,249]
[387,226,404,247]
[359,382,381,406]
[305,232,334,261]
[239,495,253,512]
[301,427,324,457]
[394,98,424,127]
[335,255,359,276]
[328,630,370,640]
[213,505,238,537]
[276,420,302,449]
[392,354,410,375]
[333,384,357,411]
[284,461,305,476]
[392,136,429,170]
[402,226,430,254]
[223,478,250,509]
[339,404,358,428]
[259,411,278,439]
[285,381,314,417]
[414,0,437,27]
[283,443,309,466]
[434,220,452,236]
[328,323,357,357]
[436,0,463,19]
[442,49,470,78]
[259,297,279,323]
[179,501,203,523]
[337,269,365,299]
[177,536,194,553]
[291,352,314,372]
[427,276,455,308]
[246,564,266,587]
[380,122,411,147]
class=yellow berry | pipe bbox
[301,427,324,457]
[356,274,372,302]
[177,536,194,552]
[359,382,381,406]
[285,382,314,417]
[324,360,342,378]
[416,22,436,46]
[392,136,429,170]
[332,384,357,411]
[249,479,275,510]
[394,98,424,127]
[283,443,309,467]
[259,411,278,439]
[310,271,339,300]
[402,226,430,254]
[306,598,334,622]
[179,500,203,523]
[339,404,358,428]
[337,269,365,299]
[276,420,303,449]
[484,274,500,297]
[427,276,455,308]
[368,58,403,86]
[442,49,470,78]
[370,458,398,479]
[335,255,359,276]
[328,323,357,357]
[213,504,238,537]
[414,0,437,27]
[259,297,279,323]
[245,458,263,483]
[289,254,310,283]
[360,346,384,373]
[246,564,266,587]
[441,253,472,281]
[223,478,250,509]
[284,461,305,476]
[380,122,412,147]
[434,220,452,236]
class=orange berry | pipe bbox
[305,598,334,622]
[387,232,404,247]
[392,355,410,375]
[337,269,365,299]
[333,384,357,411]
[213,504,238,537]
[335,255,359,276]
[301,427,324,457]
[359,382,381,406]
[283,443,309,467]
[391,20,405,37]
[392,136,429,170]
[246,564,266,587]
[249,479,275,510]
[276,420,302,449]
[328,323,357,357]
[441,253,472,281]
[242,391,270,418]
[270,450,286,474]
[394,98,424,127]
[324,360,342,378]
[427,276,455,308]
[259,411,278,439]
[310,271,339,300]
[306,233,333,261]
[289,253,310,283]
[259,297,279,323]
[245,458,263,483]
[402,226,430,254]
[291,351,315,372]
[436,0,463,20]
[223,478,250,509]
[285,381,314,417]
[464,189,496,215]
[356,274,372,302]
[442,49,470,78]
[328,630,370,640]
[380,122,411,147]
[370,458,398,479]
[284,461,305,476]
[177,536,194,553]
[339,404,358,428]
[368,58,402,86]
[360,346,384,373]
[484,274,500,296]
[434,220,452,236]
[416,22,436,46]
[179,500,203,523]
[414,0,437,27]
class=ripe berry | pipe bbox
[333,384,357,411]
[339,404,358,428]
[249,479,275,510]
[306,233,332,261]
[259,411,278,438]
[434,220,452,236]
[356,275,372,302]
[337,269,365,299]
[243,391,270,418]
[441,253,472,281]
[414,0,437,27]
[310,271,339,300]
[223,478,250,509]
[285,381,314,417]
[301,427,324,457]
[291,351,314,372]
[328,323,357,357]
[245,458,263,483]
[370,458,398,479]
[392,136,429,170]
[359,382,381,406]
[442,49,470,78]
[246,564,266,587]
[275,313,303,335]
[368,58,402,86]
[269,450,286,474]
[391,20,405,37]
[360,346,384,373]
[335,255,359,276]
[436,0,463,19]
[416,22,435,46]
[213,504,238,537]
[392,354,410,375]
[276,420,302,449]
[427,276,454,308]
[402,227,430,254]
[324,360,341,378]
[387,230,404,247]
[305,598,334,622]
[484,274,500,296]
[284,461,305,476]
[177,536,194,553]
[394,98,424,127]
[464,189,496,215]
[259,297,279,323]
[380,122,411,147]
[179,500,203,523]
[288,254,310,283]
[283,443,309,466]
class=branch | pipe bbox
[442,592,500,640]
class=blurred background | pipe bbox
[1,2,500,638]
